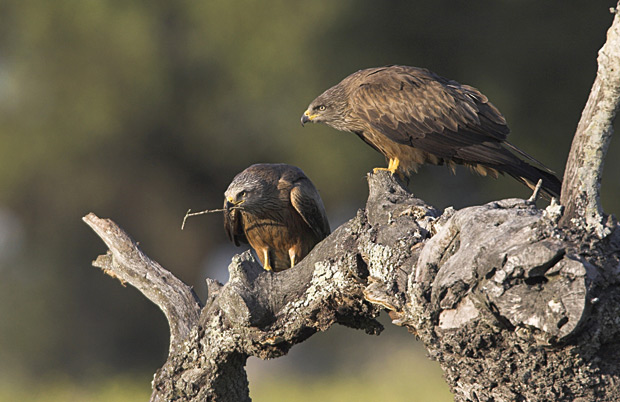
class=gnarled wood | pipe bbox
[85,170,620,401]
[404,197,620,401]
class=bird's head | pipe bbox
[224,174,270,213]
[224,188,247,211]
[301,85,350,131]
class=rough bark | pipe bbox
[406,198,620,401]
[84,170,620,401]
[560,5,620,235]
[83,5,620,402]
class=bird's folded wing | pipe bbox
[349,67,510,157]
[290,179,331,239]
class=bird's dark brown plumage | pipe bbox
[224,163,330,272]
[301,65,561,197]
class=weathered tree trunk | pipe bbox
[83,4,620,402]
[560,3,620,234]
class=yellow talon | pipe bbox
[373,158,401,174]
[388,158,400,173]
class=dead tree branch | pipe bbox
[83,172,439,401]
[83,213,202,356]
[560,5,620,234]
[85,171,620,401]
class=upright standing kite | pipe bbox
[301,65,561,197]
[224,163,331,272]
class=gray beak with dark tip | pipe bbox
[301,113,310,126]
[301,109,317,126]
[225,196,242,211]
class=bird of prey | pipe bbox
[224,163,331,272]
[301,65,561,197]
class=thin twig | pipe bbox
[181,207,234,230]
[527,179,544,203]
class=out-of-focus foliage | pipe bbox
[0,335,450,402]
[248,320,453,402]
[0,0,617,399]
[0,375,151,402]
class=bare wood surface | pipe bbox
[560,4,620,234]
[83,213,202,356]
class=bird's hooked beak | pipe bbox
[301,109,316,126]
[225,197,244,210]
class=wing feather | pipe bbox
[289,178,331,240]
[349,66,510,156]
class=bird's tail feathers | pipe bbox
[501,161,562,200]
[500,141,561,199]
[504,141,557,175]
[457,141,562,199]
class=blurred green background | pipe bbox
[0,1,618,401]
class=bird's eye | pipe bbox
[318,105,326,111]
[239,190,246,198]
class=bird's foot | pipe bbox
[288,249,299,269]
[262,249,273,271]
[373,158,403,177]
[372,167,407,182]
[372,167,394,174]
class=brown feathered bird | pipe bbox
[301,65,561,197]
[224,163,331,272]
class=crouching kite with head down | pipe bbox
[224,163,331,272]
